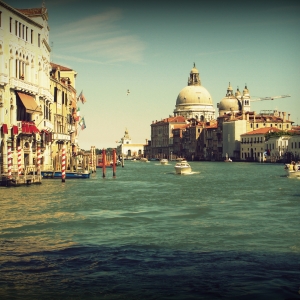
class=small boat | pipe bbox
[160,159,168,165]
[41,170,91,179]
[224,153,232,162]
[174,160,191,174]
[284,163,300,178]
[140,157,149,162]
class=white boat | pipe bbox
[140,157,149,162]
[284,163,300,178]
[174,160,191,174]
[160,159,168,165]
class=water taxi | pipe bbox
[174,160,191,174]
[160,159,168,165]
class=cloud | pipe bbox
[50,8,146,64]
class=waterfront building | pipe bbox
[241,127,280,162]
[288,129,300,162]
[174,64,215,121]
[0,1,52,176]
[116,128,145,159]
[150,116,186,159]
[49,63,79,172]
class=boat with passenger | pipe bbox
[284,162,300,178]
[174,160,191,174]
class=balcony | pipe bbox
[10,78,39,94]
[53,133,71,141]
[39,87,54,102]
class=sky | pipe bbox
[5,0,300,150]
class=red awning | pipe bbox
[1,124,8,134]
[21,121,40,134]
[12,125,19,135]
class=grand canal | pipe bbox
[0,161,299,299]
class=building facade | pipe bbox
[0,1,53,175]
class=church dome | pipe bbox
[218,96,240,112]
[174,64,215,121]
[176,85,213,105]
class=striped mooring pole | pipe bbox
[37,144,41,179]
[17,146,22,177]
[7,141,12,179]
[62,146,66,182]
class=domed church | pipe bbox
[173,63,215,121]
[218,83,251,116]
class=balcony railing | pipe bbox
[53,133,71,141]
[10,78,39,94]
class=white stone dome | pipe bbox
[218,96,240,112]
[176,85,213,106]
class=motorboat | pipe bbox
[140,157,149,162]
[41,170,91,179]
[284,163,300,178]
[160,159,168,165]
[174,160,191,174]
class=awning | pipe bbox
[1,124,8,134]
[21,121,40,134]
[17,92,42,114]
[12,125,18,135]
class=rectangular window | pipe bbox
[15,20,18,35]
[38,33,40,47]
[62,91,64,104]
[54,87,57,102]
[26,27,28,41]
[10,17,12,32]
[0,11,2,27]
[22,24,25,39]
[31,29,33,44]
[19,22,21,37]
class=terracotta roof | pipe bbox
[50,62,73,71]
[241,127,281,136]
[153,116,186,124]
[16,7,47,17]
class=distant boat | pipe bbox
[160,159,168,165]
[140,157,149,162]
[174,160,191,175]
[224,153,232,162]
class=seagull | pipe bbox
[127,89,130,96]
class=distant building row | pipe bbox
[144,65,300,162]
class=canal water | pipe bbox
[0,161,299,299]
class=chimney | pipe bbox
[247,113,249,121]
[279,111,281,117]
[253,111,256,123]
[288,114,290,121]
[282,112,286,122]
